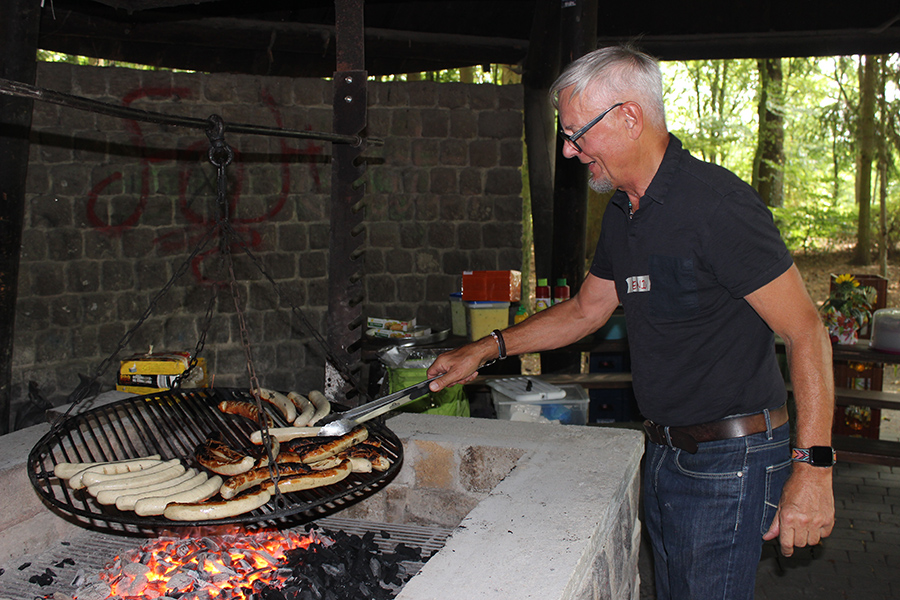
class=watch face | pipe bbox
[810,446,835,466]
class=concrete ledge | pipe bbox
[378,414,645,600]
[0,424,85,564]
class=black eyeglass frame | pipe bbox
[558,102,624,153]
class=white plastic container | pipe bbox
[488,377,589,425]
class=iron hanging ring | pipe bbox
[205,114,234,168]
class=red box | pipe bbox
[461,270,522,302]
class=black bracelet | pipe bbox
[490,329,507,360]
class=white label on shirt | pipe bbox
[626,275,651,293]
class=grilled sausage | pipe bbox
[288,392,315,427]
[218,400,273,427]
[298,426,368,464]
[250,426,321,444]
[262,459,352,493]
[163,487,272,521]
[64,456,163,489]
[219,462,313,499]
[117,471,210,512]
[306,390,331,426]
[258,388,297,424]
[195,437,255,476]
[134,474,222,516]
[106,468,200,509]
[85,460,186,494]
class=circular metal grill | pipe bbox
[27,388,402,528]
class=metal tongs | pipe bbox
[317,375,442,437]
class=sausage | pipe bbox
[65,456,163,489]
[258,388,297,424]
[81,458,183,488]
[250,426,321,444]
[134,474,222,516]
[219,462,313,499]
[117,471,210,512]
[163,487,272,521]
[306,390,331,426]
[339,443,392,472]
[288,392,315,427]
[298,426,368,464]
[104,468,200,509]
[195,438,255,476]
[262,459,352,493]
[218,400,273,427]
[86,461,186,494]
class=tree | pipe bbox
[854,55,877,265]
[752,58,785,207]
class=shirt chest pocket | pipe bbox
[649,255,699,321]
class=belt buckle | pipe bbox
[643,420,698,454]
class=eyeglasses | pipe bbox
[558,102,624,153]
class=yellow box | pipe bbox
[117,352,208,394]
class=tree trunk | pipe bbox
[752,58,785,207]
[877,56,888,277]
[854,55,876,265]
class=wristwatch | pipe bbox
[791,446,837,467]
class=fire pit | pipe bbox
[2,413,644,599]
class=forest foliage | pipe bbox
[39,51,900,258]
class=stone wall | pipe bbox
[11,62,523,423]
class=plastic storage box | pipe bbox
[465,301,510,341]
[488,377,589,425]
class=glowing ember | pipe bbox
[94,529,326,599]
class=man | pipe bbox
[427,45,835,598]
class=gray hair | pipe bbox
[551,44,667,131]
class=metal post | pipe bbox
[325,0,367,404]
[0,0,41,433]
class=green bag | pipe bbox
[387,367,470,417]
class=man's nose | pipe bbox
[561,140,580,159]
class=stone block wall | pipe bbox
[11,62,523,422]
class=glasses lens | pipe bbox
[559,130,582,153]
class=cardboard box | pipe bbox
[461,270,522,302]
[366,317,417,332]
[117,352,208,394]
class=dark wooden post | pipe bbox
[543,0,597,374]
[0,0,41,433]
[523,0,561,286]
[326,0,367,404]
[551,0,597,293]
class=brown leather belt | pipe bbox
[643,404,788,454]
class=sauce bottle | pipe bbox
[553,278,570,305]
[535,278,551,311]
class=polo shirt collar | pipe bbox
[609,133,683,216]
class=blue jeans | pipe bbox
[643,418,791,600]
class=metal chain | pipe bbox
[171,285,218,389]
[206,115,283,504]
[224,220,368,402]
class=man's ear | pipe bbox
[621,101,643,139]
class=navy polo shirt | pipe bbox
[590,135,792,426]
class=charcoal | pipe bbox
[18,562,31,570]
[28,567,57,586]
[54,558,75,568]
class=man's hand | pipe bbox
[426,338,495,392]
[763,464,834,556]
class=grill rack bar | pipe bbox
[28,388,402,528]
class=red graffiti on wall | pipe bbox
[86,86,325,284]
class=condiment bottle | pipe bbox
[535,278,551,311]
[553,278,570,305]
[514,305,528,324]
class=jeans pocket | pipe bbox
[760,458,792,535]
